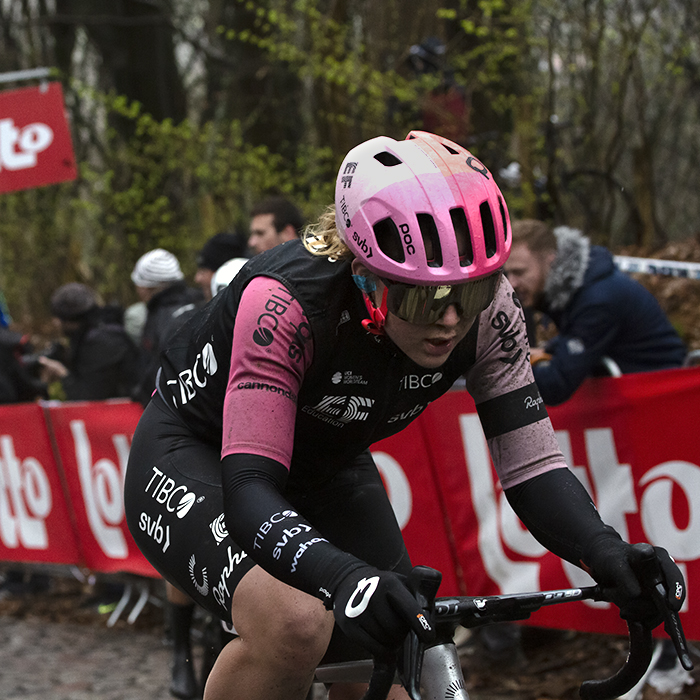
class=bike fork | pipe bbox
[420,642,470,700]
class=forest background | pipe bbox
[0,0,699,347]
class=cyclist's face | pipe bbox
[381,279,477,368]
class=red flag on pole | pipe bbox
[0,81,77,193]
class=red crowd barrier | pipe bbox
[1,367,699,638]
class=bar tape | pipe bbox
[614,256,700,280]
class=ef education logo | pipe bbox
[302,395,375,427]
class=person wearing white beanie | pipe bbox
[131,247,204,699]
[131,248,201,406]
[131,248,185,288]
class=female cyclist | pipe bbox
[124,131,684,700]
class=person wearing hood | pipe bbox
[505,219,686,405]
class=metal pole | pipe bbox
[0,67,52,85]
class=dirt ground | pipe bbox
[0,574,698,700]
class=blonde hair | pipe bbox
[302,205,353,261]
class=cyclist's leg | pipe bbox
[204,564,335,700]
[124,395,254,616]
[165,581,198,699]
[127,397,332,698]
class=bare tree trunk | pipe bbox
[49,0,187,127]
[632,145,665,248]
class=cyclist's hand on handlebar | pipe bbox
[584,540,685,626]
[331,565,435,656]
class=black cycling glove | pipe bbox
[330,564,435,656]
[505,468,686,629]
[582,537,685,627]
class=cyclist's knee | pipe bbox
[232,568,334,664]
[274,599,333,656]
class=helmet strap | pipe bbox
[361,287,388,336]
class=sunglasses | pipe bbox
[381,271,502,325]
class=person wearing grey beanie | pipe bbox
[50,283,99,321]
[38,283,139,400]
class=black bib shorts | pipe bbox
[124,394,411,627]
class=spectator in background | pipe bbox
[405,37,469,145]
[130,248,202,407]
[0,291,51,599]
[194,231,249,302]
[210,258,249,299]
[38,283,139,401]
[130,248,204,699]
[0,290,47,404]
[2,283,137,599]
[123,301,147,347]
[247,196,304,255]
[505,220,686,405]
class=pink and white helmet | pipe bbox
[335,130,511,285]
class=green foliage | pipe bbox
[1,0,532,333]
[216,0,439,142]
[0,84,336,332]
[4,0,697,338]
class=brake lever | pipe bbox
[633,544,693,671]
[652,584,693,670]
[400,566,442,700]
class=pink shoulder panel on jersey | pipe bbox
[221,276,313,467]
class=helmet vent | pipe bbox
[480,202,497,258]
[417,214,443,267]
[373,217,405,263]
[450,208,474,266]
[374,152,403,167]
[498,196,509,242]
[442,143,459,155]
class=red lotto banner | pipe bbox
[0,367,699,638]
[370,422,463,596]
[0,403,80,565]
[44,401,155,577]
[0,82,77,193]
[416,366,700,637]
